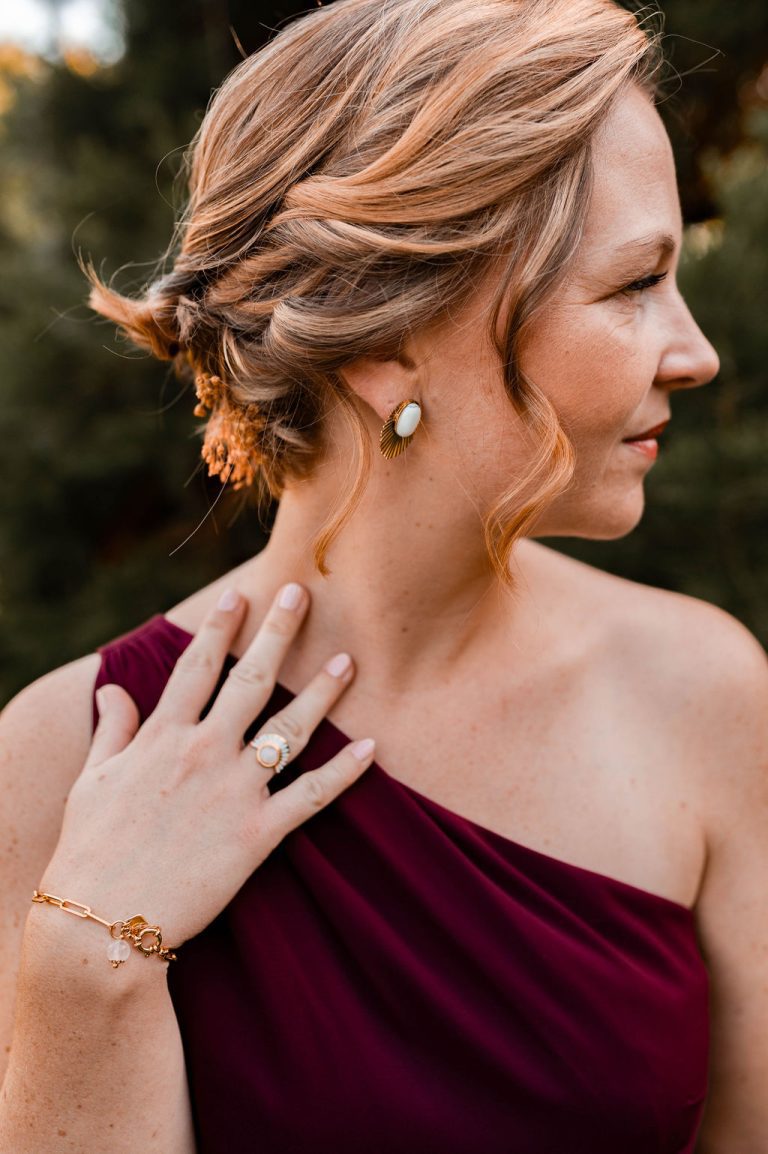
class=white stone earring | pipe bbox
[379,399,422,459]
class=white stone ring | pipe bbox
[249,732,292,773]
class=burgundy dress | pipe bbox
[92,613,709,1153]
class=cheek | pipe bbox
[519,307,652,441]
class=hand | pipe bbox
[39,584,375,949]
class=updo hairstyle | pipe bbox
[83,0,661,580]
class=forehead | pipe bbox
[581,85,682,261]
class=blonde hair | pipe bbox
[83,0,661,582]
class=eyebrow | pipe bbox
[612,231,678,261]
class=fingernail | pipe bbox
[350,738,375,761]
[95,686,109,712]
[278,582,303,611]
[325,652,352,678]
[217,587,240,611]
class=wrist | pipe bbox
[22,900,172,1001]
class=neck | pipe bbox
[239,457,544,700]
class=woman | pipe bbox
[1,0,766,1150]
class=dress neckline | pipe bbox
[156,613,695,917]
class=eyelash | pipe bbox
[620,271,668,295]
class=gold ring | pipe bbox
[249,732,291,773]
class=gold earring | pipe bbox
[379,400,422,459]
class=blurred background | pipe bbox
[0,0,766,704]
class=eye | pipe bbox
[620,271,668,296]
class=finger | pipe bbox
[204,582,309,738]
[155,589,247,724]
[244,651,355,767]
[261,738,376,843]
[85,684,141,769]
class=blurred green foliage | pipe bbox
[0,0,766,704]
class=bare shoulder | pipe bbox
[525,540,768,871]
[522,540,767,725]
[522,540,768,833]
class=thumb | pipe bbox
[87,684,141,767]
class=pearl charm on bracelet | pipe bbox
[107,939,131,967]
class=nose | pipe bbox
[655,290,720,392]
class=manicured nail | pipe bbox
[325,652,352,678]
[278,582,304,610]
[217,587,240,611]
[350,738,375,761]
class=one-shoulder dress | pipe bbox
[92,613,710,1153]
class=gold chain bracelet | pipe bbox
[31,890,178,968]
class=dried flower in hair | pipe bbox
[193,371,224,418]
[199,397,267,491]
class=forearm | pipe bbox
[0,906,195,1154]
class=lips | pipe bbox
[622,419,670,443]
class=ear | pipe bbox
[338,351,422,423]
